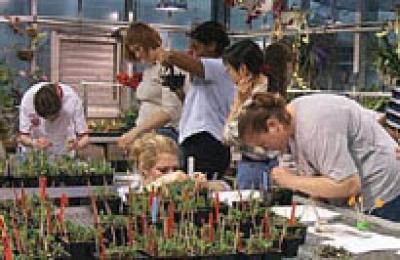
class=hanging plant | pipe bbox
[375,18,400,86]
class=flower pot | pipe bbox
[240,249,283,260]
[103,226,127,246]
[273,237,303,258]
[96,197,123,215]
[89,175,104,186]
[0,175,11,188]
[271,188,293,205]
[274,224,307,244]
[12,176,38,187]
[46,175,64,187]
[64,241,96,259]
[63,175,88,186]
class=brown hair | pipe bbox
[34,83,62,118]
[264,41,292,97]
[128,132,178,172]
[238,92,291,140]
[124,22,162,61]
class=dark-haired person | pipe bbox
[118,22,184,148]
[222,39,291,189]
[18,82,88,156]
[238,93,400,221]
[154,21,235,179]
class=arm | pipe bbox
[18,134,34,147]
[118,110,171,149]
[271,167,361,199]
[74,133,89,150]
[18,134,52,150]
[70,95,89,151]
[157,48,205,78]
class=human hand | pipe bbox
[192,172,207,182]
[158,171,188,185]
[66,139,79,151]
[237,75,253,99]
[396,147,400,160]
[33,137,52,150]
[117,129,139,150]
[270,167,295,188]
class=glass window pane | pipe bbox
[0,0,29,15]
[38,0,78,17]
[82,0,124,21]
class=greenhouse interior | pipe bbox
[0,0,399,259]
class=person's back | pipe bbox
[290,94,400,210]
[180,58,234,142]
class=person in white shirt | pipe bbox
[154,21,236,179]
[118,22,183,149]
[18,82,89,156]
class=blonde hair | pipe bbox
[128,132,178,172]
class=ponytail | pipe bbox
[238,92,291,140]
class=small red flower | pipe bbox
[117,72,142,90]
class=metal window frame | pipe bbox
[51,31,122,118]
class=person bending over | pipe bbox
[18,82,88,156]
[238,93,400,221]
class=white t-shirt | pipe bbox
[19,82,88,155]
[179,58,235,143]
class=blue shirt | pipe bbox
[179,58,235,143]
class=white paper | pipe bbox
[308,223,400,254]
[271,205,341,223]
[212,190,261,206]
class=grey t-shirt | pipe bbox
[289,94,400,210]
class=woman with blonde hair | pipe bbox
[129,132,230,191]
[129,132,184,186]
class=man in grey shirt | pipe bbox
[238,93,400,221]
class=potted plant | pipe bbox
[94,186,123,215]
[375,6,400,89]
[63,220,96,258]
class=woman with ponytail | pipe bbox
[238,92,400,222]
[222,39,291,189]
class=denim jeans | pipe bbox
[371,194,400,222]
[156,127,179,143]
[236,158,278,190]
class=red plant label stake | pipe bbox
[39,176,47,201]
[127,217,134,246]
[141,213,148,236]
[46,206,53,236]
[90,195,100,226]
[0,217,13,260]
[214,193,220,223]
[167,202,175,238]
[288,201,297,226]
[208,212,214,242]
[263,213,271,239]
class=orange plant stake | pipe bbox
[288,201,297,226]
